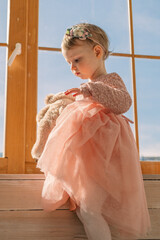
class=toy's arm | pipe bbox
[80,73,132,114]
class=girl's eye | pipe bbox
[74,58,80,63]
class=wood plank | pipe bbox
[25,0,39,164]
[0,209,158,239]
[0,43,8,47]
[0,175,159,239]
[0,177,69,210]
[0,210,85,240]
[144,181,160,209]
[0,180,43,210]
[1,175,160,210]
[0,158,8,173]
[0,174,160,180]
[5,0,28,173]
[141,162,160,174]
[38,47,160,60]
[143,174,160,180]
[25,162,42,174]
[146,209,160,240]
[0,174,44,180]
[3,0,39,174]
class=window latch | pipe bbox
[8,43,22,66]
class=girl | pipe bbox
[37,23,151,239]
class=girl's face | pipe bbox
[62,41,104,80]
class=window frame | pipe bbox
[0,0,39,173]
[0,0,160,174]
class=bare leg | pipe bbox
[76,207,112,240]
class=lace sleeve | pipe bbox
[80,73,132,114]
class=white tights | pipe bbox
[76,207,112,240]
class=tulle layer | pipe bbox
[37,98,151,239]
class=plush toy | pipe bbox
[31,92,75,161]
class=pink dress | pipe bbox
[37,73,151,239]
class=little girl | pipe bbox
[37,23,151,240]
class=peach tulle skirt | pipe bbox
[37,98,151,239]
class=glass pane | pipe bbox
[0,47,7,157]
[133,0,160,55]
[38,50,87,112]
[39,0,130,53]
[38,51,134,133]
[136,59,160,160]
[0,0,9,43]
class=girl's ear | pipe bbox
[93,45,103,59]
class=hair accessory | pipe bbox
[66,26,92,40]
[65,25,107,58]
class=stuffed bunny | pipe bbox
[31,92,75,160]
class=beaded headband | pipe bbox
[65,26,106,55]
[66,26,92,40]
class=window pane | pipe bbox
[133,0,160,55]
[38,50,87,111]
[39,0,130,53]
[0,47,7,157]
[136,59,160,160]
[38,52,134,135]
[0,0,9,43]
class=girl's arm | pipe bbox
[80,73,132,114]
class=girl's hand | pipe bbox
[65,88,81,97]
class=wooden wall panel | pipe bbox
[1,175,160,210]
[0,209,159,239]
[144,181,160,208]
[0,174,160,239]
[0,180,43,210]
[0,210,85,240]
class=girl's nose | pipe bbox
[71,63,76,71]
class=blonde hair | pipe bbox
[61,23,110,60]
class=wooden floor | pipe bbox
[0,174,160,240]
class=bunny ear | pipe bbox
[45,94,55,104]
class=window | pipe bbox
[38,0,160,174]
[0,0,160,173]
[38,0,131,111]
[38,0,138,151]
